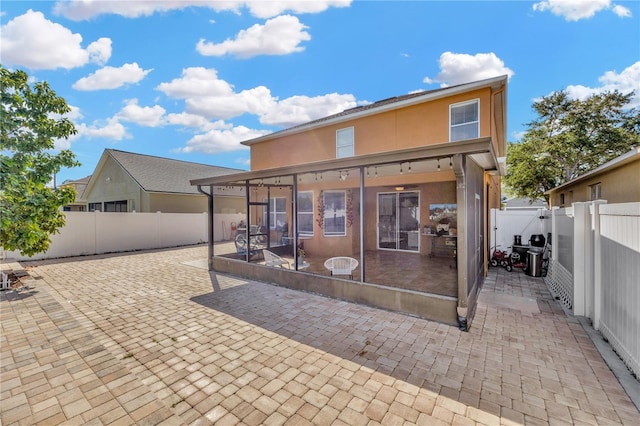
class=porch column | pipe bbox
[359,166,365,282]
[453,155,469,315]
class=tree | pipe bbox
[1,65,80,256]
[504,90,639,204]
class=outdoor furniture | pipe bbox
[235,234,260,258]
[324,257,359,279]
[263,250,290,269]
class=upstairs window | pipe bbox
[450,99,479,142]
[336,127,354,158]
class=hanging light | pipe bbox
[408,162,412,173]
[437,159,441,171]
[375,166,378,177]
[400,164,403,175]
[449,157,453,169]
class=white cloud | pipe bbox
[532,0,631,21]
[612,4,632,18]
[157,67,235,98]
[158,67,357,126]
[197,15,310,58]
[87,37,112,66]
[564,61,640,107]
[424,52,515,87]
[0,9,111,70]
[246,1,352,19]
[166,113,228,132]
[178,126,270,154]
[73,63,152,91]
[260,93,357,127]
[54,0,351,20]
[116,99,166,127]
[75,117,130,140]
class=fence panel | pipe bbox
[490,208,550,252]
[4,212,208,261]
[545,207,574,309]
[597,203,640,378]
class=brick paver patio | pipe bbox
[1,245,638,425]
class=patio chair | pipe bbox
[235,234,259,258]
[263,249,290,269]
[324,257,359,279]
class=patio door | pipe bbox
[377,191,420,252]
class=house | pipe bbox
[191,75,508,328]
[503,197,547,211]
[546,147,640,208]
[60,175,91,211]
[83,149,246,214]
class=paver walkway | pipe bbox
[1,245,638,425]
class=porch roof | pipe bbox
[191,136,498,187]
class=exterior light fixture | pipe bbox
[437,159,441,171]
[449,157,453,169]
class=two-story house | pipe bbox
[192,75,508,329]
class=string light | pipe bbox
[437,159,440,171]
[449,157,453,169]
[408,162,412,173]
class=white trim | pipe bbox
[297,190,314,236]
[323,190,347,237]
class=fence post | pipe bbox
[592,200,607,329]
[573,202,587,316]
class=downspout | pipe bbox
[197,184,214,271]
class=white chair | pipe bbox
[263,250,290,269]
[324,257,359,279]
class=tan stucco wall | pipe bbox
[250,88,494,171]
[84,157,141,211]
[549,159,640,207]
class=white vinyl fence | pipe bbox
[3,211,244,261]
[489,208,551,252]
[546,201,640,378]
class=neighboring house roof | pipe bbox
[545,147,640,194]
[242,75,508,147]
[503,197,547,209]
[87,149,245,196]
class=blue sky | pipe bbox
[2,0,639,184]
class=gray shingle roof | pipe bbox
[107,149,244,195]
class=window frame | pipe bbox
[336,127,354,158]
[449,99,480,142]
[297,191,314,236]
[265,196,287,230]
[323,190,347,237]
[589,182,602,201]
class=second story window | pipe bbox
[450,99,479,142]
[336,127,354,158]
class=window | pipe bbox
[450,99,479,142]
[104,200,127,212]
[323,190,346,236]
[266,197,287,230]
[89,202,102,212]
[336,127,354,158]
[560,193,565,206]
[297,191,314,235]
[590,183,602,200]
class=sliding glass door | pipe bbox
[377,191,420,252]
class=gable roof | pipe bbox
[95,149,245,195]
[242,75,508,147]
